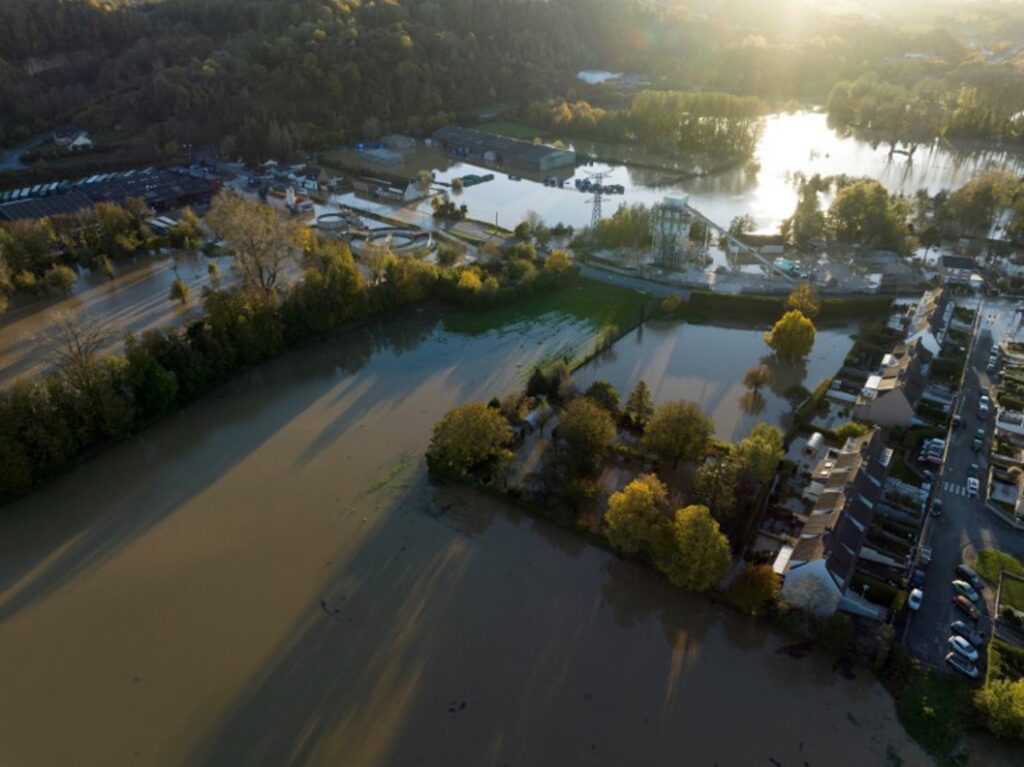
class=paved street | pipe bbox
[904,298,1024,668]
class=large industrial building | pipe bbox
[432,126,575,172]
[0,167,222,222]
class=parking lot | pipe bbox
[902,298,1024,670]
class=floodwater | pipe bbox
[0,303,932,766]
[0,250,235,388]
[413,111,1024,234]
[575,319,858,441]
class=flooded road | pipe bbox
[0,303,930,766]
[576,319,857,441]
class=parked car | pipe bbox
[911,569,926,588]
[976,427,986,440]
[967,477,980,498]
[946,652,981,679]
[956,564,982,589]
[968,463,980,478]
[973,437,984,452]
[953,595,980,620]
[953,579,981,602]
[930,498,944,517]
[908,588,924,611]
[920,547,932,566]
[948,635,980,662]
[950,620,987,646]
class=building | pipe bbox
[938,255,978,286]
[853,339,931,427]
[903,287,949,357]
[381,134,416,150]
[776,429,891,619]
[53,129,93,151]
[359,147,404,167]
[433,125,576,172]
[351,173,425,204]
[0,167,221,222]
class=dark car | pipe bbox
[953,595,981,620]
[950,620,987,646]
[930,499,944,517]
[956,564,982,590]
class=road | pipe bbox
[904,298,1024,668]
[576,262,691,299]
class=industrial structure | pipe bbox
[0,167,221,222]
[433,126,575,172]
[650,196,696,270]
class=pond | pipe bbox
[575,318,859,441]
[0,288,927,766]
[409,111,1024,235]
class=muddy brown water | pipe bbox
[0,308,934,766]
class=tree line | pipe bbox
[0,194,580,504]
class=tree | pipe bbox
[584,379,620,415]
[43,264,77,296]
[205,192,303,293]
[834,421,870,441]
[825,179,909,251]
[428,403,512,477]
[362,243,397,286]
[558,397,615,475]
[975,678,1024,740]
[97,254,116,280]
[39,312,107,394]
[725,564,779,615]
[604,473,669,555]
[764,310,816,360]
[624,380,654,430]
[642,400,713,466]
[736,423,784,483]
[544,250,573,275]
[655,505,731,592]
[694,454,739,520]
[170,276,191,305]
[743,364,770,393]
[786,283,820,318]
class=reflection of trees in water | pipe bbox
[308,313,440,381]
[600,557,714,648]
[760,353,808,400]
[426,483,500,536]
[738,390,765,416]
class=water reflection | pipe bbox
[416,111,1024,234]
[575,319,855,441]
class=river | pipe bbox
[409,111,1024,234]
[0,297,937,766]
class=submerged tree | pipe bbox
[428,403,512,478]
[206,192,304,293]
[604,473,669,556]
[642,400,713,466]
[655,504,731,592]
[764,310,816,360]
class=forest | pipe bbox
[3,0,1021,162]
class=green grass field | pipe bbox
[441,278,648,338]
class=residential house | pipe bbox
[853,339,931,427]
[776,429,891,620]
[53,129,93,151]
[938,255,978,286]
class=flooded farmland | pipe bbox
[0,289,935,766]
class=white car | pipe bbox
[948,635,979,662]
[908,589,924,611]
[967,477,980,498]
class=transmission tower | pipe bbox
[585,170,610,230]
